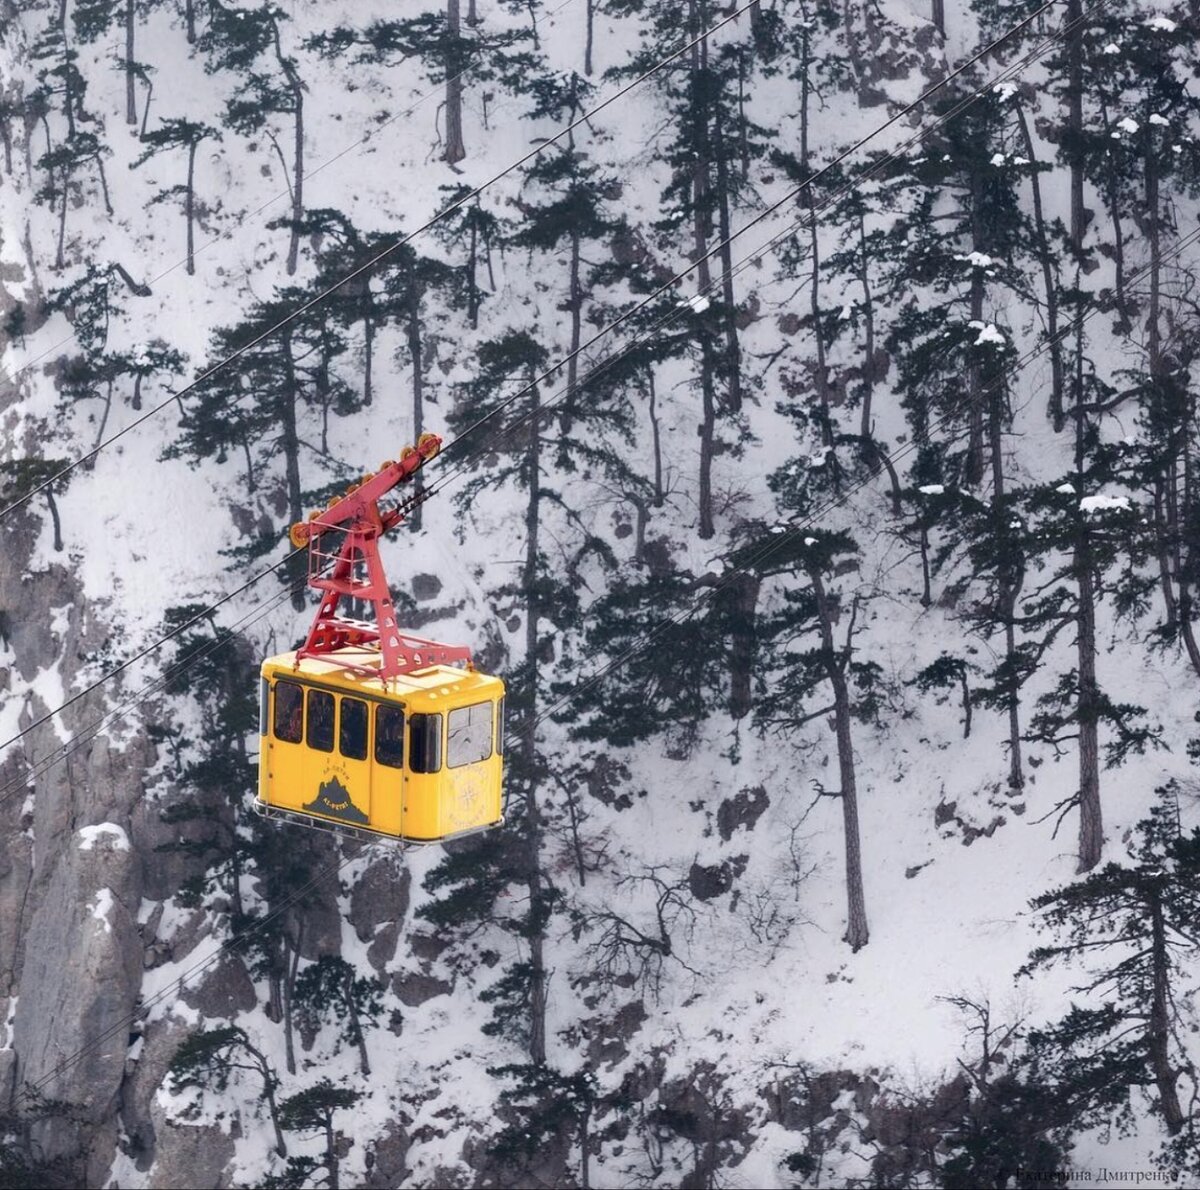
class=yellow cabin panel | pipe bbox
[257,652,505,844]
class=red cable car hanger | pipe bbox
[286,432,472,683]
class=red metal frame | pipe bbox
[289,433,473,682]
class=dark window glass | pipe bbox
[448,702,493,768]
[495,696,505,755]
[375,705,404,769]
[340,697,368,761]
[259,678,269,736]
[273,681,303,744]
[306,689,335,753]
[409,713,443,774]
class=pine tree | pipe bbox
[129,117,221,274]
[305,3,540,167]
[267,1080,363,1190]
[169,1026,288,1156]
[1021,787,1200,1137]
[748,528,877,950]
[292,956,384,1076]
[151,603,258,919]
[1017,463,1161,872]
[199,2,306,273]
[0,458,70,552]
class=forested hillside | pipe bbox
[2,1,1200,1186]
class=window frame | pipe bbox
[339,696,369,762]
[409,712,443,774]
[447,701,494,769]
[273,680,304,744]
[305,688,336,753]
[374,704,405,769]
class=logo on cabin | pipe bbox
[304,775,369,825]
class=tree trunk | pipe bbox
[1147,885,1184,1133]
[363,296,374,407]
[1014,102,1064,431]
[857,212,876,451]
[281,932,300,1075]
[45,488,63,551]
[326,1116,340,1190]
[698,337,716,540]
[467,209,480,326]
[407,273,425,531]
[647,366,664,506]
[809,213,833,450]
[712,114,741,413]
[524,371,547,1065]
[579,1104,591,1189]
[563,224,582,436]
[185,138,196,275]
[728,572,760,718]
[249,1044,287,1156]
[989,379,1024,791]
[287,89,303,275]
[344,968,371,1076]
[808,569,869,950]
[185,0,195,44]
[280,328,306,610]
[272,19,304,276]
[56,170,68,270]
[59,0,76,139]
[444,0,467,165]
[125,0,136,124]
[1074,526,1102,872]
[1066,0,1085,254]
[932,0,945,36]
[964,171,986,487]
[585,0,594,75]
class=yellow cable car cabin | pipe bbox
[258,652,505,843]
[256,433,506,845]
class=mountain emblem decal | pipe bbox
[304,775,369,825]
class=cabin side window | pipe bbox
[409,713,443,774]
[273,681,304,744]
[306,689,335,753]
[340,697,368,761]
[448,702,493,768]
[259,679,269,737]
[495,696,505,755]
[375,705,404,769]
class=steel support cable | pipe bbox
[3,2,1109,1103]
[0,1,760,525]
[0,577,304,810]
[531,221,1200,730]
[422,0,1093,501]
[0,0,583,390]
[0,0,1086,765]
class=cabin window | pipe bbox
[306,689,335,753]
[375,705,404,769]
[409,713,443,774]
[273,681,304,744]
[340,697,368,761]
[448,702,493,768]
[495,696,505,755]
[259,679,269,736]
